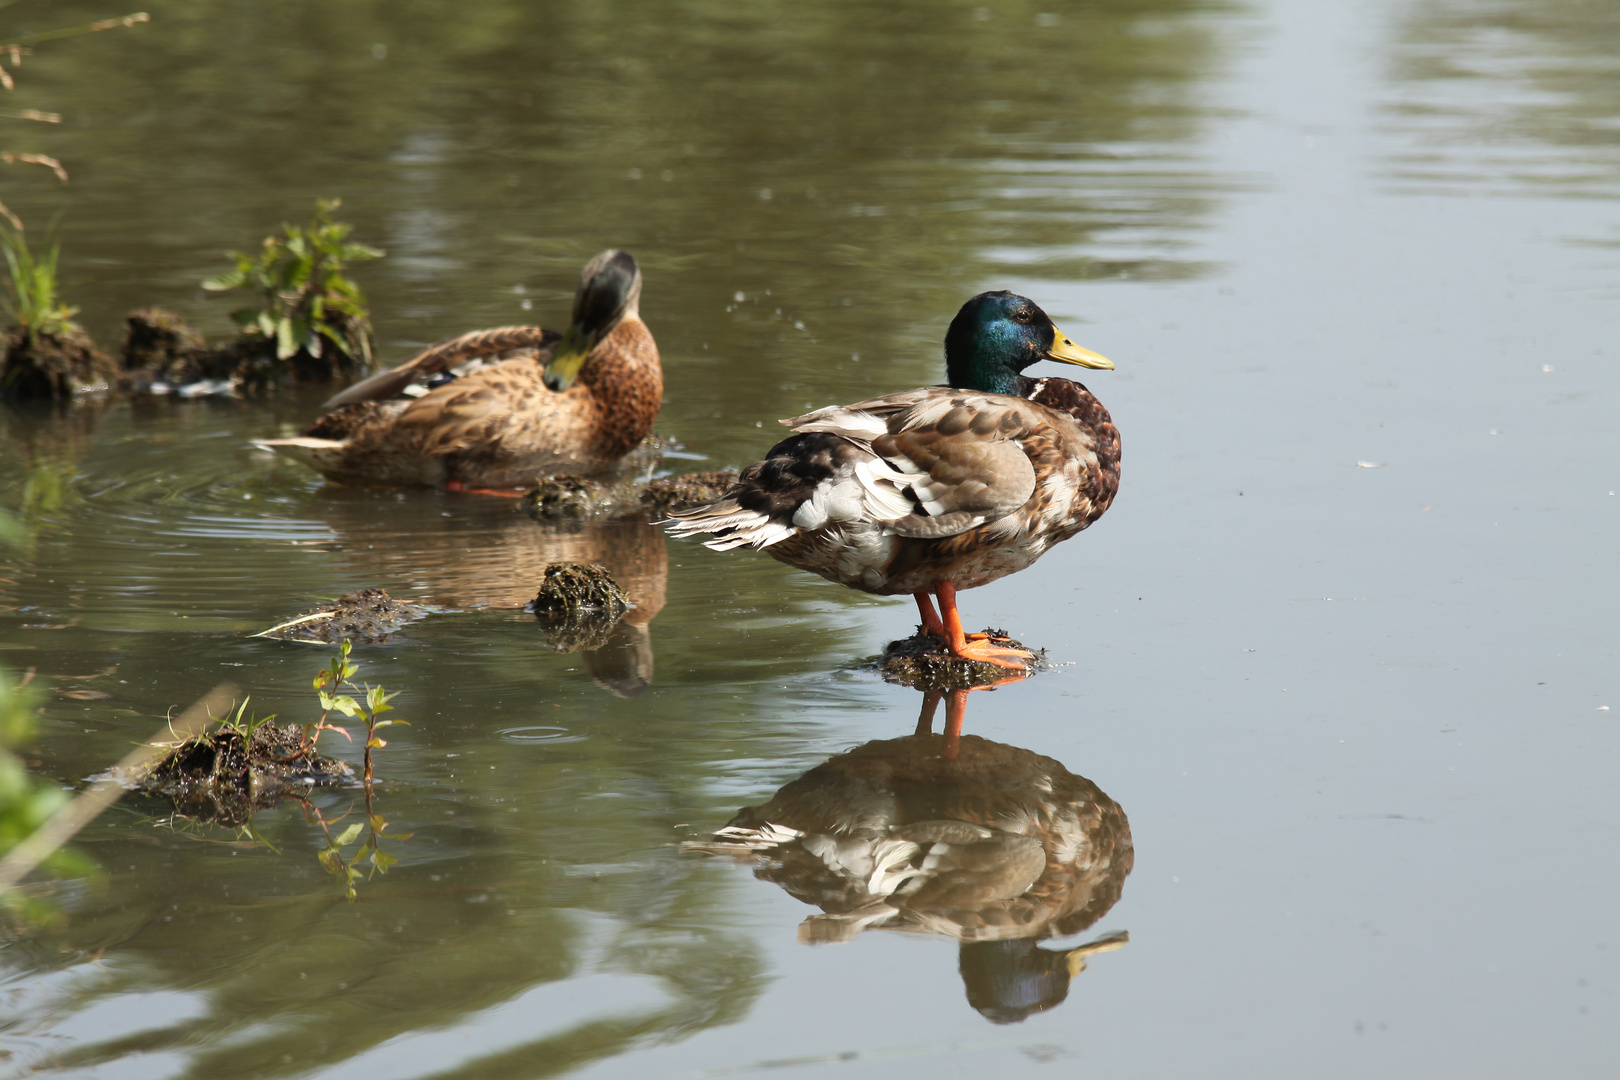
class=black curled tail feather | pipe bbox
[666,432,857,550]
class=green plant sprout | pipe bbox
[0,225,77,345]
[0,666,99,927]
[216,695,274,741]
[309,642,411,899]
[202,198,381,367]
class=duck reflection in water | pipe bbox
[310,491,666,696]
[691,684,1132,1023]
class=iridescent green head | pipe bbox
[943,291,1111,395]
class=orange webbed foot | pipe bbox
[445,480,527,498]
[950,637,1035,671]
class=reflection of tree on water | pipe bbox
[692,687,1132,1023]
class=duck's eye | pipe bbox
[1014,308,1032,323]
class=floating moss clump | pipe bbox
[260,587,426,644]
[874,630,1045,691]
[201,198,381,386]
[0,325,115,401]
[122,308,206,372]
[530,562,632,652]
[139,721,351,827]
[525,475,618,520]
[524,468,739,523]
[638,471,738,516]
[118,308,236,394]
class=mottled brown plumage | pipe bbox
[667,291,1118,668]
[253,250,661,489]
[686,687,1132,1021]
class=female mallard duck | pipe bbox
[667,291,1118,669]
[253,249,661,490]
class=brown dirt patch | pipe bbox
[530,562,632,651]
[138,721,352,827]
[260,588,427,644]
[0,326,116,401]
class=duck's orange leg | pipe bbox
[914,592,947,638]
[935,581,1034,671]
[445,479,527,498]
[914,677,1028,759]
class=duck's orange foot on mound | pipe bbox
[950,637,1035,671]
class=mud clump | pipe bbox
[118,308,247,396]
[639,471,738,516]
[119,308,366,397]
[121,308,209,376]
[524,469,738,523]
[874,629,1044,691]
[525,475,618,520]
[530,562,632,652]
[0,326,117,401]
[261,588,426,644]
[138,721,352,827]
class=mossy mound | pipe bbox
[873,629,1045,690]
[260,588,426,644]
[640,471,738,516]
[138,721,352,827]
[119,308,374,397]
[0,326,116,401]
[121,308,209,377]
[525,474,619,520]
[524,468,738,523]
[530,562,632,652]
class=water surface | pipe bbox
[1,1,1616,1077]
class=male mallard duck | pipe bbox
[667,291,1118,669]
[253,249,661,490]
[686,693,1133,1022]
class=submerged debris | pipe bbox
[118,309,248,397]
[138,721,351,827]
[530,562,632,652]
[121,308,208,377]
[260,588,426,644]
[874,630,1045,691]
[524,468,738,523]
[0,326,117,401]
[640,471,738,517]
[525,474,619,520]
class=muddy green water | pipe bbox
[1,1,1616,1077]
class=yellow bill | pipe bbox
[1045,324,1113,370]
[542,323,592,391]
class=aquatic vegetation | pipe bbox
[131,644,406,899]
[0,225,113,399]
[0,668,97,928]
[138,697,352,827]
[203,197,381,379]
[313,641,403,787]
[310,643,411,898]
[0,225,75,345]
